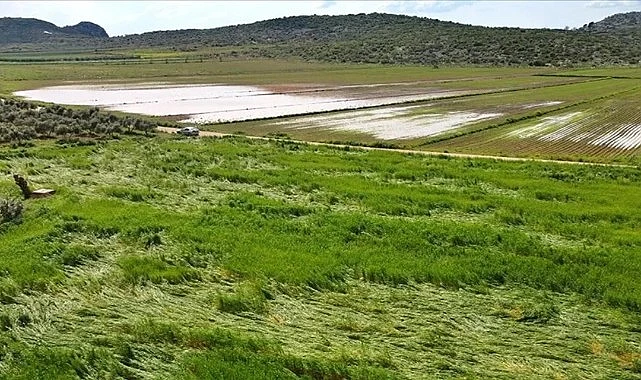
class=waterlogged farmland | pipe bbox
[428,82,641,162]
[191,73,641,164]
[12,72,585,125]
[14,82,475,123]
[11,61,641,163]
[1,136,641,378]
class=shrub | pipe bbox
[0,198,23,224]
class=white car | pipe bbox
[176,127,200,136]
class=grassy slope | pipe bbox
[1,136,641,378]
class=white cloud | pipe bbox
[587,0,641,8]
[386,1,474,14]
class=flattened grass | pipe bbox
[2,135,641,378]
[3,136,641,307]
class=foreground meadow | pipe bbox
[1,134,641,378]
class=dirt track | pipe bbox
[157,127,638,168]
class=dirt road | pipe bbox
[157,127,638,168]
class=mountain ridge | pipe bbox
[1,12,640,67]
[0,17,108,43]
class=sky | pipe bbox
[1,1,640,37]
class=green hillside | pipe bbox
[2,12,641,66]
[0,17,108,44]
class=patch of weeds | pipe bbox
[60,245,101,266]
[127,319,182,344]
[103,185,158,202]
[178,349,296,380]
[178,348,397,380]
[0,345,124,379]
[127,319,276,354]
[494,208,526,226]
[418,330,445,348]
[16,312,32,327]
[0,198,23,224]
[123,225,166,248]
[226,192,315,218]
[0,313,12,331]
[266,132,290,139]
[118,255,200,285]
[57,216,120,238]
[114,342,136,368]
[182,244,222,268]
[0,280,19,304]
[334,316,372,333]
[517,302,559,323]
[534,191,575,202]
[215,281,269,315]
[497,299,560,324]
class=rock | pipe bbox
[30,189,55,198]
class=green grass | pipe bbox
[555,67,641,78]
[4,137,641,304]
[2,134,641,378]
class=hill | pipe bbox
[1,13,641,66]
[581,11,641,32]
[107,13,641,66]
[0,17,108,44]
[61,21,109,38]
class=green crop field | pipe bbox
[1,134,641,379]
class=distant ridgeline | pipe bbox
[0,18,108,43]
[1,12,640,66]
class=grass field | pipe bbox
[1,134,641,378]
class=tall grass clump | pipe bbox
[215,282,269,315]
[118,255,200,285]
[0,197,23,224]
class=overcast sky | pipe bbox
[1,1,640,36]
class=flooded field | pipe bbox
[14,83,472,123]
[269,105,502,140]
[504,111,641,150]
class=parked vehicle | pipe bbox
[176,127,200,136]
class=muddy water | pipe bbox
[14,83,470,123]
